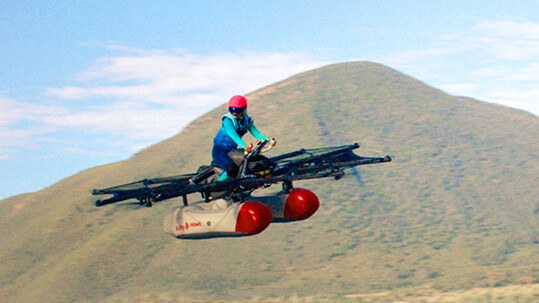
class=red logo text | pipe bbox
[175,221,202,231]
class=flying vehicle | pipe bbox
[92,141,391,239]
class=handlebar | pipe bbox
[238,138,277,178]
[244,138,277,158]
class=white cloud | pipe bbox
[512,63,539,81]
[46,50,329,139]
[377,20,539,116]
[437,83,479,97]
[1,50,329,159]
[485,88,539,115]
[480,21,538,60]
[0,96,67,158]
[51,50,328,102]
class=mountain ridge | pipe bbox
[1,61,537,302]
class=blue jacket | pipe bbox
[213,113,266,151]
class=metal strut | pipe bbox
[182,195,189,206]
[282,180,294,193]
[140,196,154,207]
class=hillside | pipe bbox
[1,62,538,302]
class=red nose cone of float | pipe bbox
[236,201,273,235]
[284,188,320,220]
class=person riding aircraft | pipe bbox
[212,95,273,181]
[94,128,392,239]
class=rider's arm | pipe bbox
[247,123,268,142]
[223,118,247,148]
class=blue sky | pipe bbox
[1,1,538,199]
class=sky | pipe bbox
[1,1,538,200]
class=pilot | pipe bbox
[212,95,269,181]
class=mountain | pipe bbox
[1,62,537,302]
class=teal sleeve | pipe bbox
[248,123,268,141]
[223,118,247,147]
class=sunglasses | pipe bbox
[229,106,246,114]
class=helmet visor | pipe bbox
[229,106,246,114]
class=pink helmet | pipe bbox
[228,95,247,108]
